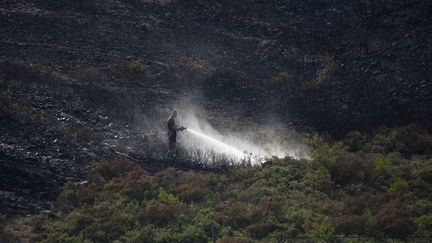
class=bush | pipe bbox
[419,169,432,184]
[388,178,409,197]
[124,172,153,201]
[175,184,205,202]
[375,201,416,238]
[343,131,367,152]
[335,214,367,235]
[219,237,253,243]
[309,140,334,170]
[415,214,432,236]
[284,206,315,230]
[116,59,149,82]
[91,160,139,181]
[245,223,276,238]
[392,125,432,157]
[120,228,154,243]
[215,203,264,229]
[332,152,375,186]
[372,125,432,157]
[308,219,335,238]
[128,60,148,78]
[335,209,377,237]
[157,187,177,204]
[261,195,285,215]
[375,155,393,178]
[139,204,178,227]
[10,125,432,242]
[343,192,387,215]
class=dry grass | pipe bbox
[0,217,36,243]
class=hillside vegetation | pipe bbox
[4,125,432,242]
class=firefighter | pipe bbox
[166,110,186,158]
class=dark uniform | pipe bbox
[167,117,177,157]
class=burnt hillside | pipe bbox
[1,0,431,130]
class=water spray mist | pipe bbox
[186,128,245,159]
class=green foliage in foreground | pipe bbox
[26,125,432,242]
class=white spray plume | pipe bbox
[174,109,310,164]
[187,128,245,158]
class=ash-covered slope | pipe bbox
[162,0,432,130]
[1,0,431,129]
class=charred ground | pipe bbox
[1,0,432,234]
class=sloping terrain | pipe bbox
[2,0,431,128]
[1,0,432,226]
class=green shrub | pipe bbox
[309,142,334,170]
[308,219,335,238]
[375,155,393,178]
[307,133,326,150]
[128,60,147,76]
[115,59,149,81]
[11,125,432,241]
[178,224,208,242]
[388,178,409,197]
[158,187,178,204]
[284,206,315,230]
[415,214,432,236]
[192,208,215,230]
[372,125,432,157]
